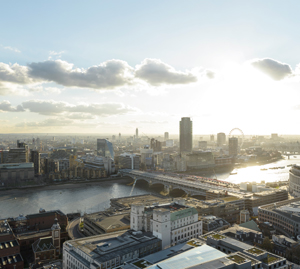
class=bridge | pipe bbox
[119,169,244,197]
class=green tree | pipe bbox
[261,237,273,252]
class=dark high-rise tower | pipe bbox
[180,117,193,153]
[229,137,238,156]
[30,150,41,175]
[97,139,114,159]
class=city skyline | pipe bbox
[1,1,300,135]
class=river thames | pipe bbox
[0,156,299,219]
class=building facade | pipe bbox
[97,139,114,159]
[30,150,41,175]
[179,117,193,153]
[229,137,238,156]
[217,132,226,146]
[130,200,202,249]
[289,165,300,197]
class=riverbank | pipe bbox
[0,176,132,195]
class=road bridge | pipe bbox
[120,169,244,197]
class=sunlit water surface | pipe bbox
[0,156,299,218]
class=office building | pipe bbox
[6,148,29,163]
[258,197,300,237]
[210,134,214,141]
[30,150,40,175]
[0,150,9,163]
[0,163,34,185]
[83,211,130,236]
[63,231,162,269]
[164,132,169,140]
[289,165,300,197]
[150,139,162,152]
[130,200,202,249]
[228,137,238,156]
[185,151,215,170]
[179,117,193,153]
[240,209,250,223]
[198,141,207,150]
[97,139,114,159]
[165,139,174,147]
[117,153,140,170]
[140,146,153,167]
[83,155,115,175]
[217,132,226,146]
[136,128,138,139]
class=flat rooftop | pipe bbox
[86,211,130,231]
[146,244,227,269]
[110,194,169,209]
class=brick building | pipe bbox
[0,220,24,269]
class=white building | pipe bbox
[131,200,202,249]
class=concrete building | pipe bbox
[185,151,215,170]
[83,155,115,175]
[289,165,300,197]
[229,137,238,156]
[117,153,140,170]
[165,139,174,148]
[201,216,230,234]
[240,210,250,224]
[30,150,41,175]
[164,132,169,141]
[97,139,114,159]
[0,220,23,269]
[6,148,29,163]
[196,232,288,269]
[130,200,202,249]
[0,150,9,163]
[217,132,226,146]
[83,211,130,236]
[258,197,300,237]
[198,141,207,150]
[0,163,34,185]
[63,231,162,269]
[140,146,153,167]
[179,117,192,153]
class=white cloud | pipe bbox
[135,58,198,86]
[251,58,293,80]
[1,45,21,53]
[0,100,24,112]
[28,59,134,89]
[17,99,138,117]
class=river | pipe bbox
[0,156,299,219]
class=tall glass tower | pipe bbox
[97,139,114,159]
[180,117,193,153]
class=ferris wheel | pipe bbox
[229,128,244,148]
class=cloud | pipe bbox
[21,99,138,116]
[251,58,293,80]
[28,59,134,89]
[15,118,74,128]
[135,58,197,86]
[0,101,25,112]
[205,70,215,79]
[1,45,21,53]
[0,63,37,84]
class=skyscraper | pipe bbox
[97,139,114,159]
[136,128,138,139]
[180,117,193,153]
[217,133,226,146]
[164,132,169,140]
[30,150,41,175]
[229,137,238,156]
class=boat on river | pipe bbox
[260,168,268,171]
[230,170,238,175]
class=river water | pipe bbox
[0,156,299,219]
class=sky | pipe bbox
[1,0,300,136]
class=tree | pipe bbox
[261,237,273,252]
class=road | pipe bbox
[67,218,85,240]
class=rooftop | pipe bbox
[0,220,12,236]
[146,245,227,269]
